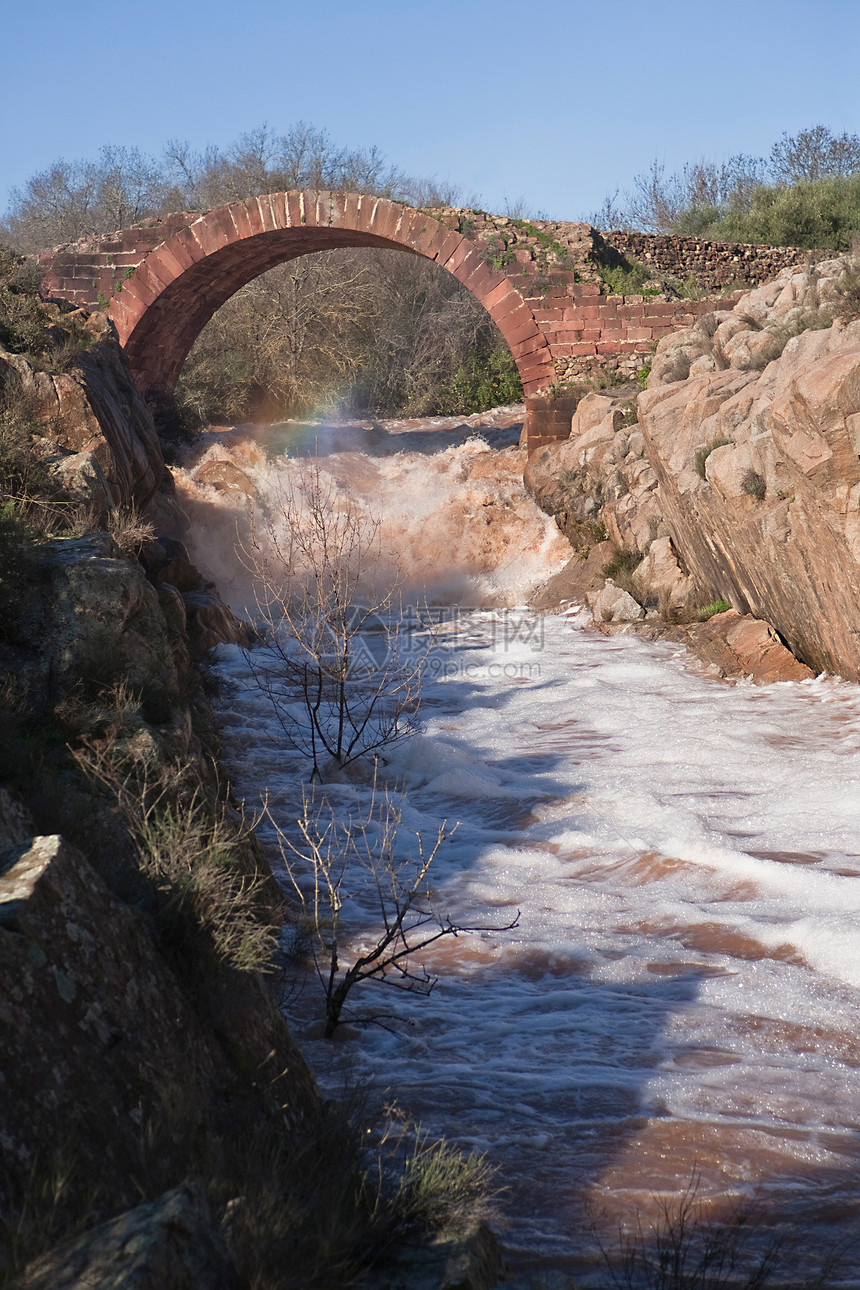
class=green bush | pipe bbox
[717,174,860,249]
[596,257,654,296]
[432,347,522,415]
[0,248,48,360]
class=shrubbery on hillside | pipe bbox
[601,125,860,251]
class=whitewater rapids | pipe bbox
[174,409,860,1283]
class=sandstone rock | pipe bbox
[182,589,256,653]
[586,579,645,623]
[724,613,815,683]
[154,555,203,592]
[0,318,164,515]
[528,541,616,609]
[192,458,257,497]
[156,582,188,638]
[0,834,220,1216]
[525,389,661,559]
[525,257,860,679]
[632,536,695,611]
[636,267,860,678]
[18,1182,238,1290]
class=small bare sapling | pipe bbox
[266,781,519,1037]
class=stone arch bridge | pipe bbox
[41,193,789,451]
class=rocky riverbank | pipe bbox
[0,286,502,1287]
[525,251,860,684]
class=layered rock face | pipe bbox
[0,299,321,1281]
[0,309,165,515]
[0,835,315,1216]
[639,258,860,678]
[526,255,860,680]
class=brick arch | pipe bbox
[100,192,554,399]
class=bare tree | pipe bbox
[623,155,767,234]
[770,125,860,184]
[267,781,519,1037]
[162,120,405,213]
[176,242,513,424]
[243,462,425,781]
[2,147,169,252]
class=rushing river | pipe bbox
[175,410,860,1285]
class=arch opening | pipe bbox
[174,242,526,427]
[104,194,554,405]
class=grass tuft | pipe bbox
[698,598,732,620]
[741,469,766,500]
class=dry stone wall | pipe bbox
[600,230,809,293]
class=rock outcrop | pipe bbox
[0,309,165,516]
[17,1182,239,1290]
[637,262,860,678]
[0,835,314,1218]
[525,255,860,680]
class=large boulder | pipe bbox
[17,1182,238,1290]
[528,255,860,680]
[0,833,317,1267]
[10,531,181,724]
[525,390,663,559]
[586,579,645,623]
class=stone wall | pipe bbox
[599,230,809,292]
[519,279,731,390]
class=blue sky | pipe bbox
[3,0,860,221]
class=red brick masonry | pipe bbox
[40,195,801,453]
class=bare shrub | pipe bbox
[176,244,519,425]
[266,779,519,1037]
[603,547,644,599]
[832,239,860,322]
[621,155,768,235]
[741,469,766,500]
[106,504,156,554]
[770,124,860,184]
[242,464,425,780]
[592,1171,845,1290]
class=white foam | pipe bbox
[204,424,860,1271]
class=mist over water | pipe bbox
[172,407,570,614]
[180,411,860,1282]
